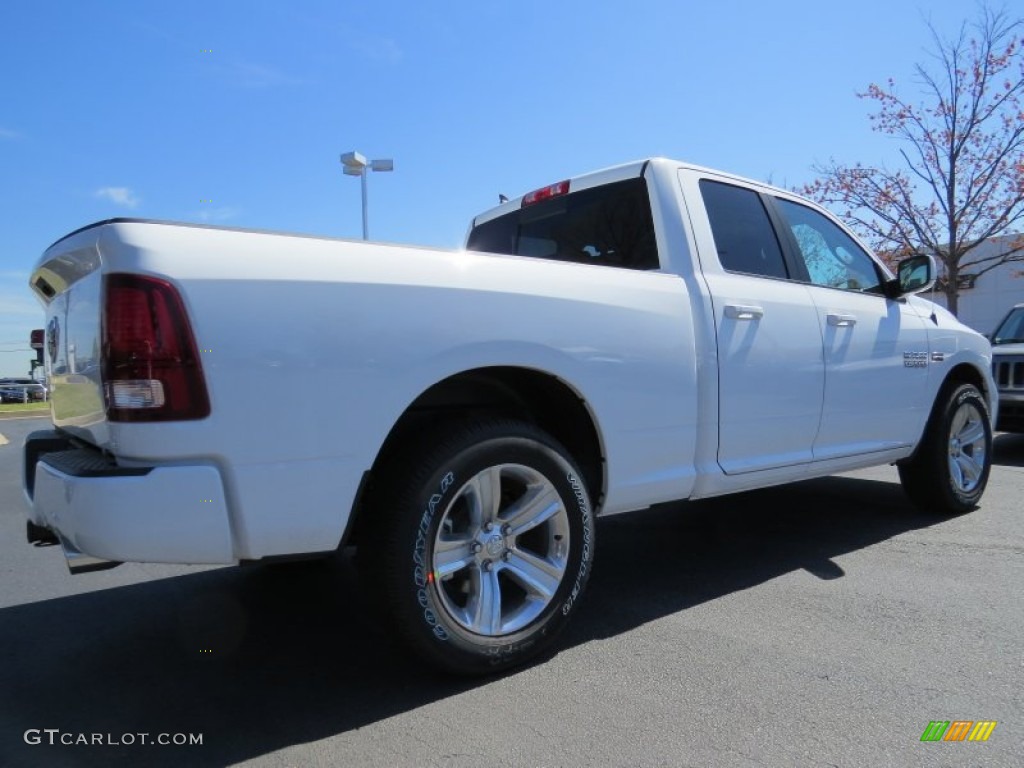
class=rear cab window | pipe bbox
[699,179,789,279]
[467,177,660,270]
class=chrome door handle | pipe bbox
[724,304,764,321]
[827,313,857,327]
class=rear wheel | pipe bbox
[898,382,992,515]
[361,419,595,675]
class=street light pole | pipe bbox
[341,151,394,241]
[360,168,369,240]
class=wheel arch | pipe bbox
[940,362,989,408]
[346,366,606,546]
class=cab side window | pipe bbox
[699,180,789,279]
[775,198,881,292]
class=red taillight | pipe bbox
[102,273,210,422]
[522,180,570,206]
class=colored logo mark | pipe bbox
[921,720,997,742]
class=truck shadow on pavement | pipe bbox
[0,473,950,767]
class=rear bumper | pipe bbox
[23,430,235,570]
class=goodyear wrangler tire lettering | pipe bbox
[362,420,595,675]
[562,472,592,616]
[411,473,456,640]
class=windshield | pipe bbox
[992,307,1024,344]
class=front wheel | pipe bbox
[898,382,992,515]
[361,419,595,675]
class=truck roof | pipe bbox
[470,157,798,228]
[472,159,650,228]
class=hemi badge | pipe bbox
[931,351,946,362]
[903,351,927,368]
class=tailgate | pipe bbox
[30,225,109,447]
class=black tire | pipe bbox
[361,419,595,675]
[897,382,992,515]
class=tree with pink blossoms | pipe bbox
[803,6,1024,315]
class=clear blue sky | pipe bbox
[0,0,974,377]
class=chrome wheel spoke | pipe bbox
[503,485,562,536]
[466,466,502,527]
[956,453,983,488]
[958,419,985,447]
[949,456,965,489]
[503,549,563,600]
[470,567,503,635]
[433,536,475,578]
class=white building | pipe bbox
[930,234,1024,335]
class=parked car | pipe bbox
[0,380,47,403]
[991,303,1024,432]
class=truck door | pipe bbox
[769,197,930,458]
[692,177,826,474]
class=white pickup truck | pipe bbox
[23,158,996,674]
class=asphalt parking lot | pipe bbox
[1,413,1021,767]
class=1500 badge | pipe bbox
[904,351,928,368]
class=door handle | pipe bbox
[827,313,857,327]
[724,304,764,321]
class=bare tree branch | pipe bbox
[801,4,1024,315]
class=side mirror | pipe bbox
[891,253,936,296]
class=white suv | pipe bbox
[991,303,1024,432]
